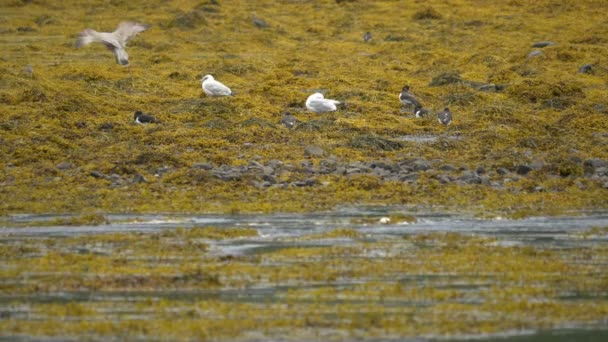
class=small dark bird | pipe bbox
[414,105,429,118]
[363,32,372,42]
[280,112,297,129]
[134,111,158,124]
[578,64,593,74]
[399,85,422,108]
[437,107,452,126]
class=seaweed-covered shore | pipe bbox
[1,0,607,215]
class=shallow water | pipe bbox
[1,208,607,341]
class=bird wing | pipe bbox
[75,29,120,49]
[205,80,232,96]
[114,21,150,46]
[309,99,336,112]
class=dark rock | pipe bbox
[192,162,213,170]
[75,121,87,129]
[304,145,325,157]
[532,41,556,48]
[459,171,482,184]
[475,166,486,175]
[496,167,510,176]
[439,164,458,172]
[99,122,114,130]
[516,164,533,175]
[132,174,147,184]
[90,171,104,179]
[262,174,276,184]
[412,7,443,20]
[349,134,403,151]
[17,26,36,32]
[369,161,394,171]
[292,178,317,187]
[578,64,593,74]
[251,16,269,28]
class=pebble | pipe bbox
[192,163,213,171]
[516,164,533,175]
[531,41,556,48]
[56,162,73,170]
[527,50,544,58]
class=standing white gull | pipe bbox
[75,21,150,66]
[305,93,340,113]
[201,75,233,96]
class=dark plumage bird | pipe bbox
[363,31,372,42]
[437,107,452,126]
[399,85,422,109]
[280,112,297,129]
[134,111,158,124]
[578,64,593,74]
[414,105,430,118]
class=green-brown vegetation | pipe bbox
[1,227,607,340]
[0,0,606,216]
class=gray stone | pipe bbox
[475,166,486,175]
[516,164,533,175]
[262,166,274,176]
[248,160,264,169]
[436,174,451,184]
[459,171,482,184]
[527,50,544,58]
[412,159,432,172]
[593,167,608,176]
[267,160,283,169]
[56,162,73,170]
[584,158,607,169]
[304,145,325,157]
[496,167,510,175]
[400,173,419,182]
[132,174,147,184]
[192,162,213,170]
[440,164,457,172]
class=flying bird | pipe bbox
[75,21,151,66]
[201,75,233,96]
[134,111,158,124]
[399,85,422,108]
[306,93,340,113]
[437,107,452,126]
